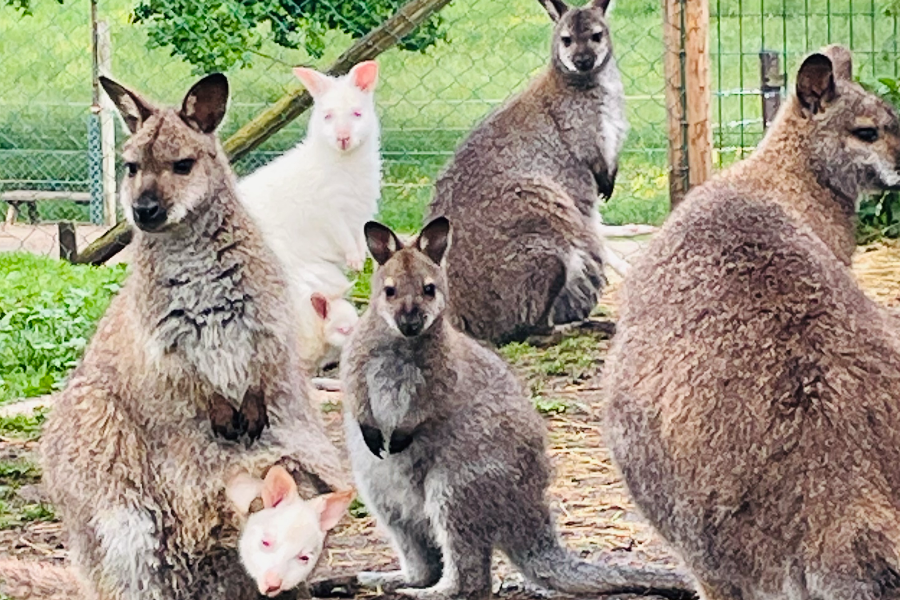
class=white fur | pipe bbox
[239,64,380,369]
[93,508,160,599]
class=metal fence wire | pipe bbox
[0,0,898,259]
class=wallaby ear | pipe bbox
[822,44,853,81]
[538,0,569,21]
[416,217,451,266]
[99,76,156,134]
[294,67,333,98]
[225,472,264,516]
[311,293,329,320]
[796,53,837,116]
[349,61,379,93]
[261,466,298,509]
[180,73,229,134]
[365,221,403,266]
[591,0,611,10]
[314,489,355,532]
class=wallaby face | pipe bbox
[295,61,379,153]
[100,74,229,232]
[797,48,900,195]
[227,467,354,597]
[311,292,359,359]
[539,0,613,78]
[363,218,450,338]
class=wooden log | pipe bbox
[663,0,688,208]
[79,0,454,264]
[684,0,712,189]
[74,219,133,266]
[759,50,784,130]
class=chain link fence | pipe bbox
[2,0,898,261]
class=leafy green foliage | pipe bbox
[0,253,127,404]
[132,0,448,72]
[0,409,48,442]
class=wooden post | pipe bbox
[58,222,78,263]
[684,0,712,189]
[663,0,688,207]
[98,21,118,225]
[759,51,784,130]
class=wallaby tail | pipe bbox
[0,559,83,600]
[506,529,697,600]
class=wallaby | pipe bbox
[604,46,900,600]
[0,75,349,600]
[427,0,628,344]
[239,61,381,274]
[298,290,359,371]
[225,466,355,597]
[340,218,695,600]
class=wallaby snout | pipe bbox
[132,191,167,230]
[396,305,425,337]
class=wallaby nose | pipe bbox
[337,135,351,150]
[260,571,282,596]
[396,307,425,337]
[572,53,596,72]
[132,193,167,230]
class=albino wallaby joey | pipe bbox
[27,75,348,600]
[226,467,355,597]
[340,218,694,600]
[427,0,627,344]
[605,46,900,600]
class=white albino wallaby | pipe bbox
[239,60,382,274]
[227,467,355,598]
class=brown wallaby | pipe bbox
[427,0,627,345]
[340,218,695,600]
[0,75,349,600]
[604,46,900,599]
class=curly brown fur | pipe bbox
[604,46,900,600]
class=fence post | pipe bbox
[684,0,712,190]
[759,51,784,130]
[87,0,104,225]
[663,0,688,207]
[98,21,117,225]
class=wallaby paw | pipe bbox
[357,570,408,590]
[396,581,469,600]
[208,393,242,441]
[346,252,366,272]
[238,386,269,443]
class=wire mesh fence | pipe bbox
[2,0,899,260]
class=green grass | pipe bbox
[0,253,128,404]
[0,411,54,530]
[0,410,48,442]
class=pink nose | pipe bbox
[261,571,282,595]
[337,135,351,150]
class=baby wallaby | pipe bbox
[340,218,694,600]
[300,290,359,372]
[427,0,627,344]
[605,46,900,599]
[18,74,348,600]
[226,466,355,597]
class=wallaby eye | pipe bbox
[261,539,271,548]
[324,112,334,121]
[173,159,195,175]
[853,127,879,142]
[125,162,139,177]
[384,286,396,298]
[561,35,573,47]
[353,110,363,118]
[591,32,603,43]
[297,554,310,563]
[423,284,436,298]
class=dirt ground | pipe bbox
[1,240,898,599]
